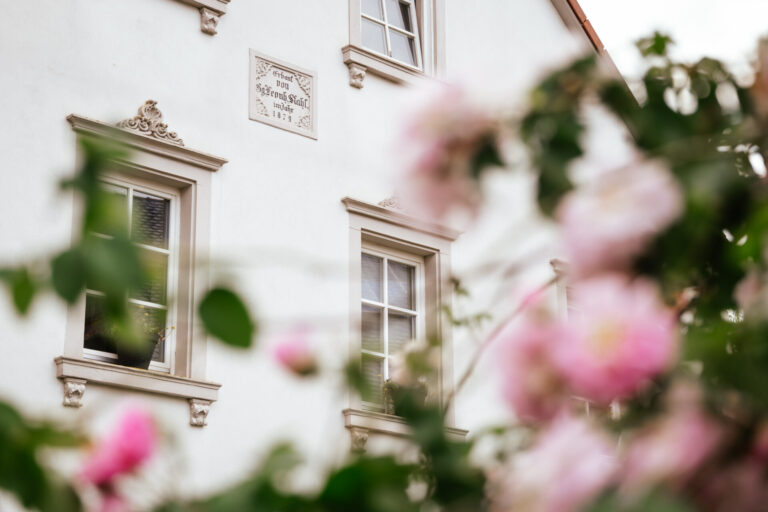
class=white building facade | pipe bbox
[0,0,598,501]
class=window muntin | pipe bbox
[360,0,422,68]
[360,245,424,410]
[83,176,179,374]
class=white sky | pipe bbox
[579,0,768,78]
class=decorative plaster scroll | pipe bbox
[62,378,86,408]
[200,8,221,35]
[348,63,367,89]
[117,100,184,146]
[189,399,212,427]
[349,427,369,453]
[377,196,402,209]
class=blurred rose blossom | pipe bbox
[496,315,570,424]
[99,494,128,512]
[557,159,683,277]
[489,415,617,512]
[80,407,157,486]
[396,83,500,222]
[751,38,768,120]
[621,407,722,498]
[272,326,318,376]
[553,275,679,404]
[734,268,768,320]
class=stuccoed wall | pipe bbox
[0,0,588,499]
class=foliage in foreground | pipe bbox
[3,32,768,512]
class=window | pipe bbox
[342,0,445,88]
[57,103,225,425]
[360,0,422,68]
[83,176,179,373]
[342,197,467,447]
[360,246,425,410]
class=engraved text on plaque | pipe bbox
[249,50,317,139]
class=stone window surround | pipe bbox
[342,0,446,88]
[58,110,226,427]
[342,197,466,450]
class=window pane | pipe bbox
[362,355,384,405]
[131,191,170,249]
[387,261,414,309]
[130,304,168,363]
[84,295,116,354]
[389,30,416,66]
[130,249,168,305]
[361,18,387,55]
[84,297,168,363]
[386,0,412,31]
[362,0,383,19]
[362,253,383,302]
[362,304,383,353]
[388,313,414,355]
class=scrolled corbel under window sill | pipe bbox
[174,0,231,35]
[55,356,221,427]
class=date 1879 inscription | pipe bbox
[249,50,317,139]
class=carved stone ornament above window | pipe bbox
[377,196,402,209]
[117,100,184,146]
[173,0,230,35]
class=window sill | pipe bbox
[341,45,429,89]
[54,356,221,427]
[343,408,468,451]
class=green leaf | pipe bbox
[635,31,675,57]
[0,402,83,512]
[199,288,255,348]
[51,248,87,303]
[0,267,37,315]
[469,136,504,179]
[319,456,417,512]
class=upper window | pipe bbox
[342,0,445,88]
[360,245,425,410]
[83,176,179,373]
[360,0,422,68]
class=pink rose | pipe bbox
[489,415,617,512]
[99,494,128,512]
[496,316,571,424]
[553,275,679,404]
[272,326,318,376]
[734,268,767,319]
[396,84,499,222]
[557,159,683,277]
[80,407,157,486]
[621,408,722,496]
[752,38,768,120]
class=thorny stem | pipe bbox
[442,275,558,413]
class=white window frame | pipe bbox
[342,0,446,88]
[56,111,226,425]
[360,243,426,412]
[360,0,423,70]
[342,197,467,445]
[82,175,181,375]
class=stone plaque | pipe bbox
[249,50,317,139]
